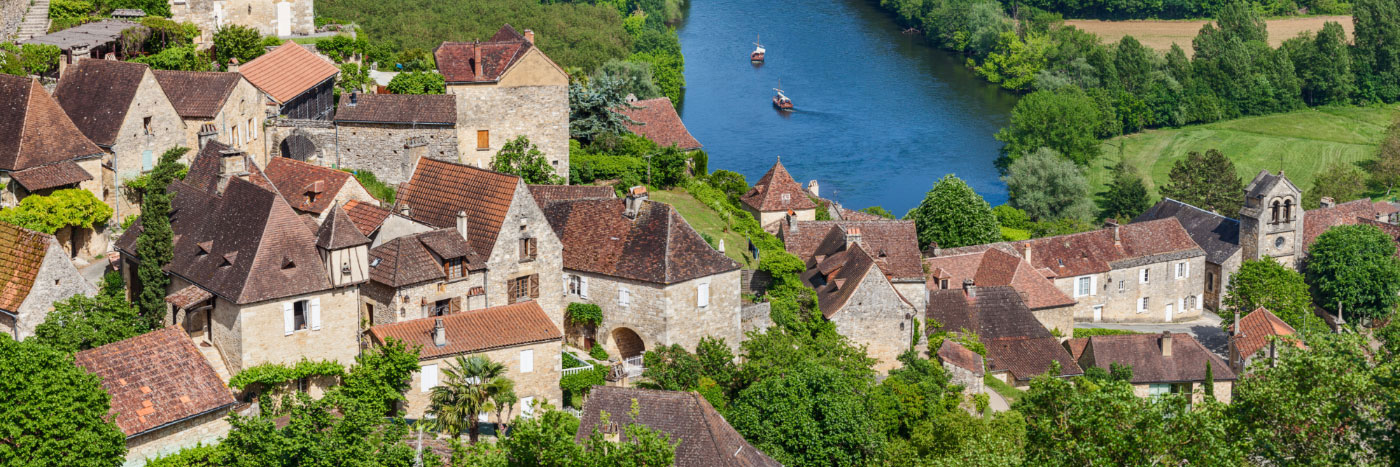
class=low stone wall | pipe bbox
[0,0,25,41]
[741,302,771,335]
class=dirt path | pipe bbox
[1065,15,1353,56]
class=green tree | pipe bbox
[1157,149,1244,216]
[905,174,1001,249]
[1304,161,1367,209]
[705,170,748,205]
[134,147,189,328]
[1374,115,1400,196]
[1002,147,1096,222]
[0,335,127,466]
[212,25,266,70]
[1221,258,1327,335]
[334,62,371,96]
[0,188,112,235]
[995,86,1103,165]
[728,365,884,466]
[1292,22,1355,106]
[492,136,563,185]
[385,71,446,94]
[858,206,896,219]
[1353,0,1400,102]
[429,355,514,443]
[1305,224,1400,321]
[130,45,213,71]
[0,43,61,76]
[569,74,637,143]
[32,291,145,353]
[1101,161,1151,221]
[978,31,1049,91]
[593,59,661,100]
[486,406,677,466]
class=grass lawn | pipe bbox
[984,374,1025,405]
[1087,105,1398,206]
[647,188,756,267]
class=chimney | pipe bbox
[845,227,862,249]
[1320,196,1335,209]
[400,203,411,218]
[456,211,469,241]
[807,179,820,198]
[197,123,218,150]
[433,318,447,347]
[348,91,358,107]
[1160,331,1173,357]
[927,241,941,257]
[227,58,239,73]
[473,42,483,78]
[218,149,247,180]
[624,186,647,218]
[1105,218,1120,246]
[786,210,797,230]
[1019,243,1032,265]
[524,29,535,44]
[962,278,976,299]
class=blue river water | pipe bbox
[675,0,1018,215]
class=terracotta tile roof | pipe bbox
[316,203,370,250]
[1227,307,1303,359]
[240,42,340,104]
[1134,198,1241,264]
[1303,199,1393,250]
[527,184,615,207]
[333,93,455,125]
[366,300,561,359]
[927,286,1081,381]
[263,157,357,215]
[576,387,782,467]
[396,158,521,258]
[1080,333,1236,384]
[369,229,482,287]
[0,74,103,171]
[741,159,815,213]
[151,70,242,119]
[924,248,1074,310]
[781,219,924,281]
[74,326,235,437]
[10,160,93,191]
[1010,218,1203,278]
[434,25,542,83]
[804,243,884,318]
[543,198,739,284]
[617,97,701,150]
[1066,337,1089,361]
[0,222,53,312]
[164,284,212,310]
[51,59,150,147]
[343,200,390,236]
[936,340,984,375]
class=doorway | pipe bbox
[1164,303,1174,323]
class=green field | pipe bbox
[1087,105,1398,205]
[648,188,756,267]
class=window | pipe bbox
[1274,236,1286,248]
[1271,200,1280,223]
[698,282,710,307]
[520,237,537,261]
[1075,276,1091,298]
[1138,297,1149,313]
[1207,272,1215,292]
[567,274,581,295]
[432,299,450,316]
[143,116,152,135]
[421,364,439,393]
[1148,383,1171,396]
[1175,262,1189,279]
[283,298,320,334]
[520,349,534,373]
[619,286,631,306]
[1187,295,1197,309]
[249,118,257,140]
[781,193,790,203]
[1283,198,1292,221]
[477,130,490,149]
[1117,278,1125,293]
[445,258,465,280]
[1140,268,1149,284]
[508,275,538,302]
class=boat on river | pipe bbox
[772,87,793,111]
[750,35,765,62]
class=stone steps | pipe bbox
[15,0,50,41]
[195,338,233,384]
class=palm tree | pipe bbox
[492,386,518,435]
[427,355,513,443]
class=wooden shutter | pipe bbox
[508,279,520,301]
[477,130,490,149]
[580,276,589,299]
[283,302,294,335]
[528,238,537,258]
[528,275,539,298]
[310,298,322,330]
[450,297,462,313]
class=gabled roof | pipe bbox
[527,184,615,208]
[1303,199,1394,250]
[1079,333,1236,383]
[576,387,782,467]
[52,59,150,147]
[434,25,544,84]
[617,97,701,150]
[343,200,390,236]
[316,203,370,250]
[151,70,243,119]
[982,218,1203,278]
[181,141,276,194]
[333,93,455,125]
[74,326,235,438]
[1135,198,1241,264]
[0,222,55,312]
[395,157,521,258]
[240,41,340,104]
[924,247,1074,310]
[263,157,357,215]
[0,74,103,171]
[740,159,815,213]
[926,286,1082,381]
[804,242,884,318]
[1244,170,1301,202]
[367,300,561,359]
[10,160,93,191]
[781,219,924,281]
[369,229,482,288]
[1227,307,1304,360]
[542,198,739,284]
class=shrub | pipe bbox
[565,303,603,327]
[1072,328,1144,338]
[229,359,346,390]
[559,363,607,408]
[589,344,610,361]
[346,169,395,203]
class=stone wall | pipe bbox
[402,340,562,420]
[1204,251,1241,311]
[828,267,918,373]
[940,359,984,395]
[0,0,24,42]
[123,408,233,467]
[213,287,361,374]
[333,123,457,185]
[172,0,316,43]
[741,302,772,335]
[359,272,485,327]
[892,279,927,316]
[748,206,813,233]
[447,84,568,180]
[1060,252,1207,324]
[1029,304,1073,340]
[12,239,97,339]
[483,183,564,327]
[266,118,336,165]
[181,78,270,167]
[739,269,771,296]
[663,270,742,351]
[109,69,188,218]
[565,269,743,358]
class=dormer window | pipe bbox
[370,257,382,267]
[282,256,295,270]
[196,241,212,256]
[444,258,465,280]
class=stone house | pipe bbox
[803,238,918,373]
[361,225,487,326]
[74,326,238,466]
[1226,307,1304,375]
[781,217,928,311]
[923,246,1076,337]
[170,0,316,43]
[262,157,376,223]
[20,20,135,71]
[152,70,269,166]
[366,300,563,420]
[240,42,339,121]
[742,159,815,231]
[928,284,1082,387]
[1069,332,1236,403]
[116,142,366,374]
[392,157,566,329]
[935,340,985,395]
[435,25,569,179]
[540,189,743,359]
[1135,198,1242,312]
[0,221,98,339]
[52,59,186,221]
[615,96,702,150]
[330,92,458,185]
[577,386,782,467]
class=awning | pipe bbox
[165,285,212,310]
[11,160,93,191]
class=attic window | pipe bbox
[282,256,295,269]
[1057,259,1064,267]
[878,248,887,257]
[196,241,212,256]
[370,257,382,267]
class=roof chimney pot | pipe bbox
[524,29,535,44]
[1161,331,1173,357]
[456,211,469,242]
[962,278,976,299]
[433,318,447,347]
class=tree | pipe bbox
[1002,147,1096,222]
[487,406,677,466]
[1222,258,1327,335]
[1292,22,1355,106]
[1305,161,1367,209]
[978,32,1050,91]
[705,170,747,205]
[0,43,61,76]
[995,86,1103,166]
[858,206,896,219]
[1306,224,1400,322]
[492,136,563,185]
[905,174,1001,249]
[1158,149,1244,216]
[212,25,266,70]
[1352,0,1400,102]
[385,71,445,94]
[335,62,371,96]
[0,188,113,235]
[135,147,189,328]
[32,291,145,353]
[0,335,127,465]
[728,365,884,466]
[592,59,661,100]
[429,355,514,443]
[1101,161,1151,221]
[130,46,214,71]
[569,74,637,144]
[1374,116,1400,196]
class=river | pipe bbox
[675,0,1018,215]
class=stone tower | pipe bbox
[1238,170,1304,269]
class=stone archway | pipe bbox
[611,327,646,360]
[280,134,317,162]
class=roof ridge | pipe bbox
[16,78,33,165]
[663,202,674,283]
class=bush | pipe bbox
[346,169,395,203]
[588,344,610,361]
[565,303,603,327]
[562,352,587,369]
[559,363,607,408]
[228,359,346,390]
[0,188,112,234]
[1072,328,1145,338]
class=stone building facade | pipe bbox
[1072,332,1236,404]
[122,408,233,466]
[331,93,459,185]
[0,225,98,339]
[1135,198,1244,311]
[743,160,816,231]
[564,269,742,358]
[170,0,316,43]
[823,249,919,373]
[1239,170,1305,270]
[266,118,336,164]
[153,70,270,166]
[207,286,361,373]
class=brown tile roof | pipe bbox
[434,25,548,84]
[180,141,277,195]
[936,340,984,375]
[527,184,615,208]
[927,286,1082,381]
[240,42,340,104]
[263,157,357,215]
[1227,307,1303,360]
[804,243,886,318]
[1010,218,1203,278]
[924,248,1074,310]
[1134,198,1241,264]
[1303,199,1394,250]
[740,159,815,213]
[781,219,924,281]
[164,284,212,310]
[1066,338,1089,361]
[542,199,739,284]
[151,70,242,119]
[51,59,150,147]
[617,97,701,150]
[0,222,53,312]
[74,326,235,437]
[576,387,782,467]
[115,175,222,255]
[343,200,390,236]
[333,93,455,125]
[316,203,370,250]
[369,229,482,288]
[396,158,521,258]
[366,300,561,359]
[10,160,94,191]
[0,74,103,171]
[1244,170,1301,203]
[1080,333,1237,384]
